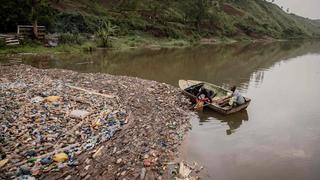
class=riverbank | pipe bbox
[0,64,194,179]
[0,34,266,55]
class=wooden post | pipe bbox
[32,20,38,39]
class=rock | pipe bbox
[53,153,69,163]
[69,110,90,119]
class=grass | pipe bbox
[1,33,274,55]
[0,44,85,54]
[110,34,193,50]
[0,36,192,54]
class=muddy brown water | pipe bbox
[1,40,320,180]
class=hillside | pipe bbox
[1,0,320,40]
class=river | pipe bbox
[1,40,320,180]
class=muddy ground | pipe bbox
[0,65,194,179]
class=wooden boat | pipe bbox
[179,80,251,115]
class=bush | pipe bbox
[58,33,85,45]
[20,38,42,46]
[0,39,6,48]
[96,21,117,47]
[282,27,305,38]
[81,42,97,52]
[54,12,89,33]
[53,12,110,34]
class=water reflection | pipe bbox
[2,40,320,89]
[198,110,249,135]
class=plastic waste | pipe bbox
[40,157,52,165]
[44,96,61,102]
[0,158,8,168]
[53,153,69,163]
[179,162,191,178]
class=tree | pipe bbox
[185,0,211,32]
[30,0,43,39]
[0,1,31,32]
[97,21,117,47]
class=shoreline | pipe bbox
[0,35,290,55]
[0,64,193,179]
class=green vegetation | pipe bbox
[0,39,6,48]
[96,21,117,47]
[0,43,92,55]
[0,35,192,54]
[1,0,320,53]
[58,33,85,45]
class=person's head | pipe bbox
[230,86,237,92]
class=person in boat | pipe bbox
[215,86,245,107]
[196,86,214,103]
[194,86,214,111]
[229,86,245,106]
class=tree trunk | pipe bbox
[31,0,39,39]
[32,20,38,39]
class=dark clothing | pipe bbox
[197,88,214,103]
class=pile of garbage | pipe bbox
[167,161,203,180]
[0,64,191,179]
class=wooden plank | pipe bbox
[18,28,45,31]
[16,25,46,41]
[65,84,118,99]
[6,38,16,40]
[6,39,19,42]
[18,25,45,28]
[7,42,20,46]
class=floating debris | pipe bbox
[0,64,191,179]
